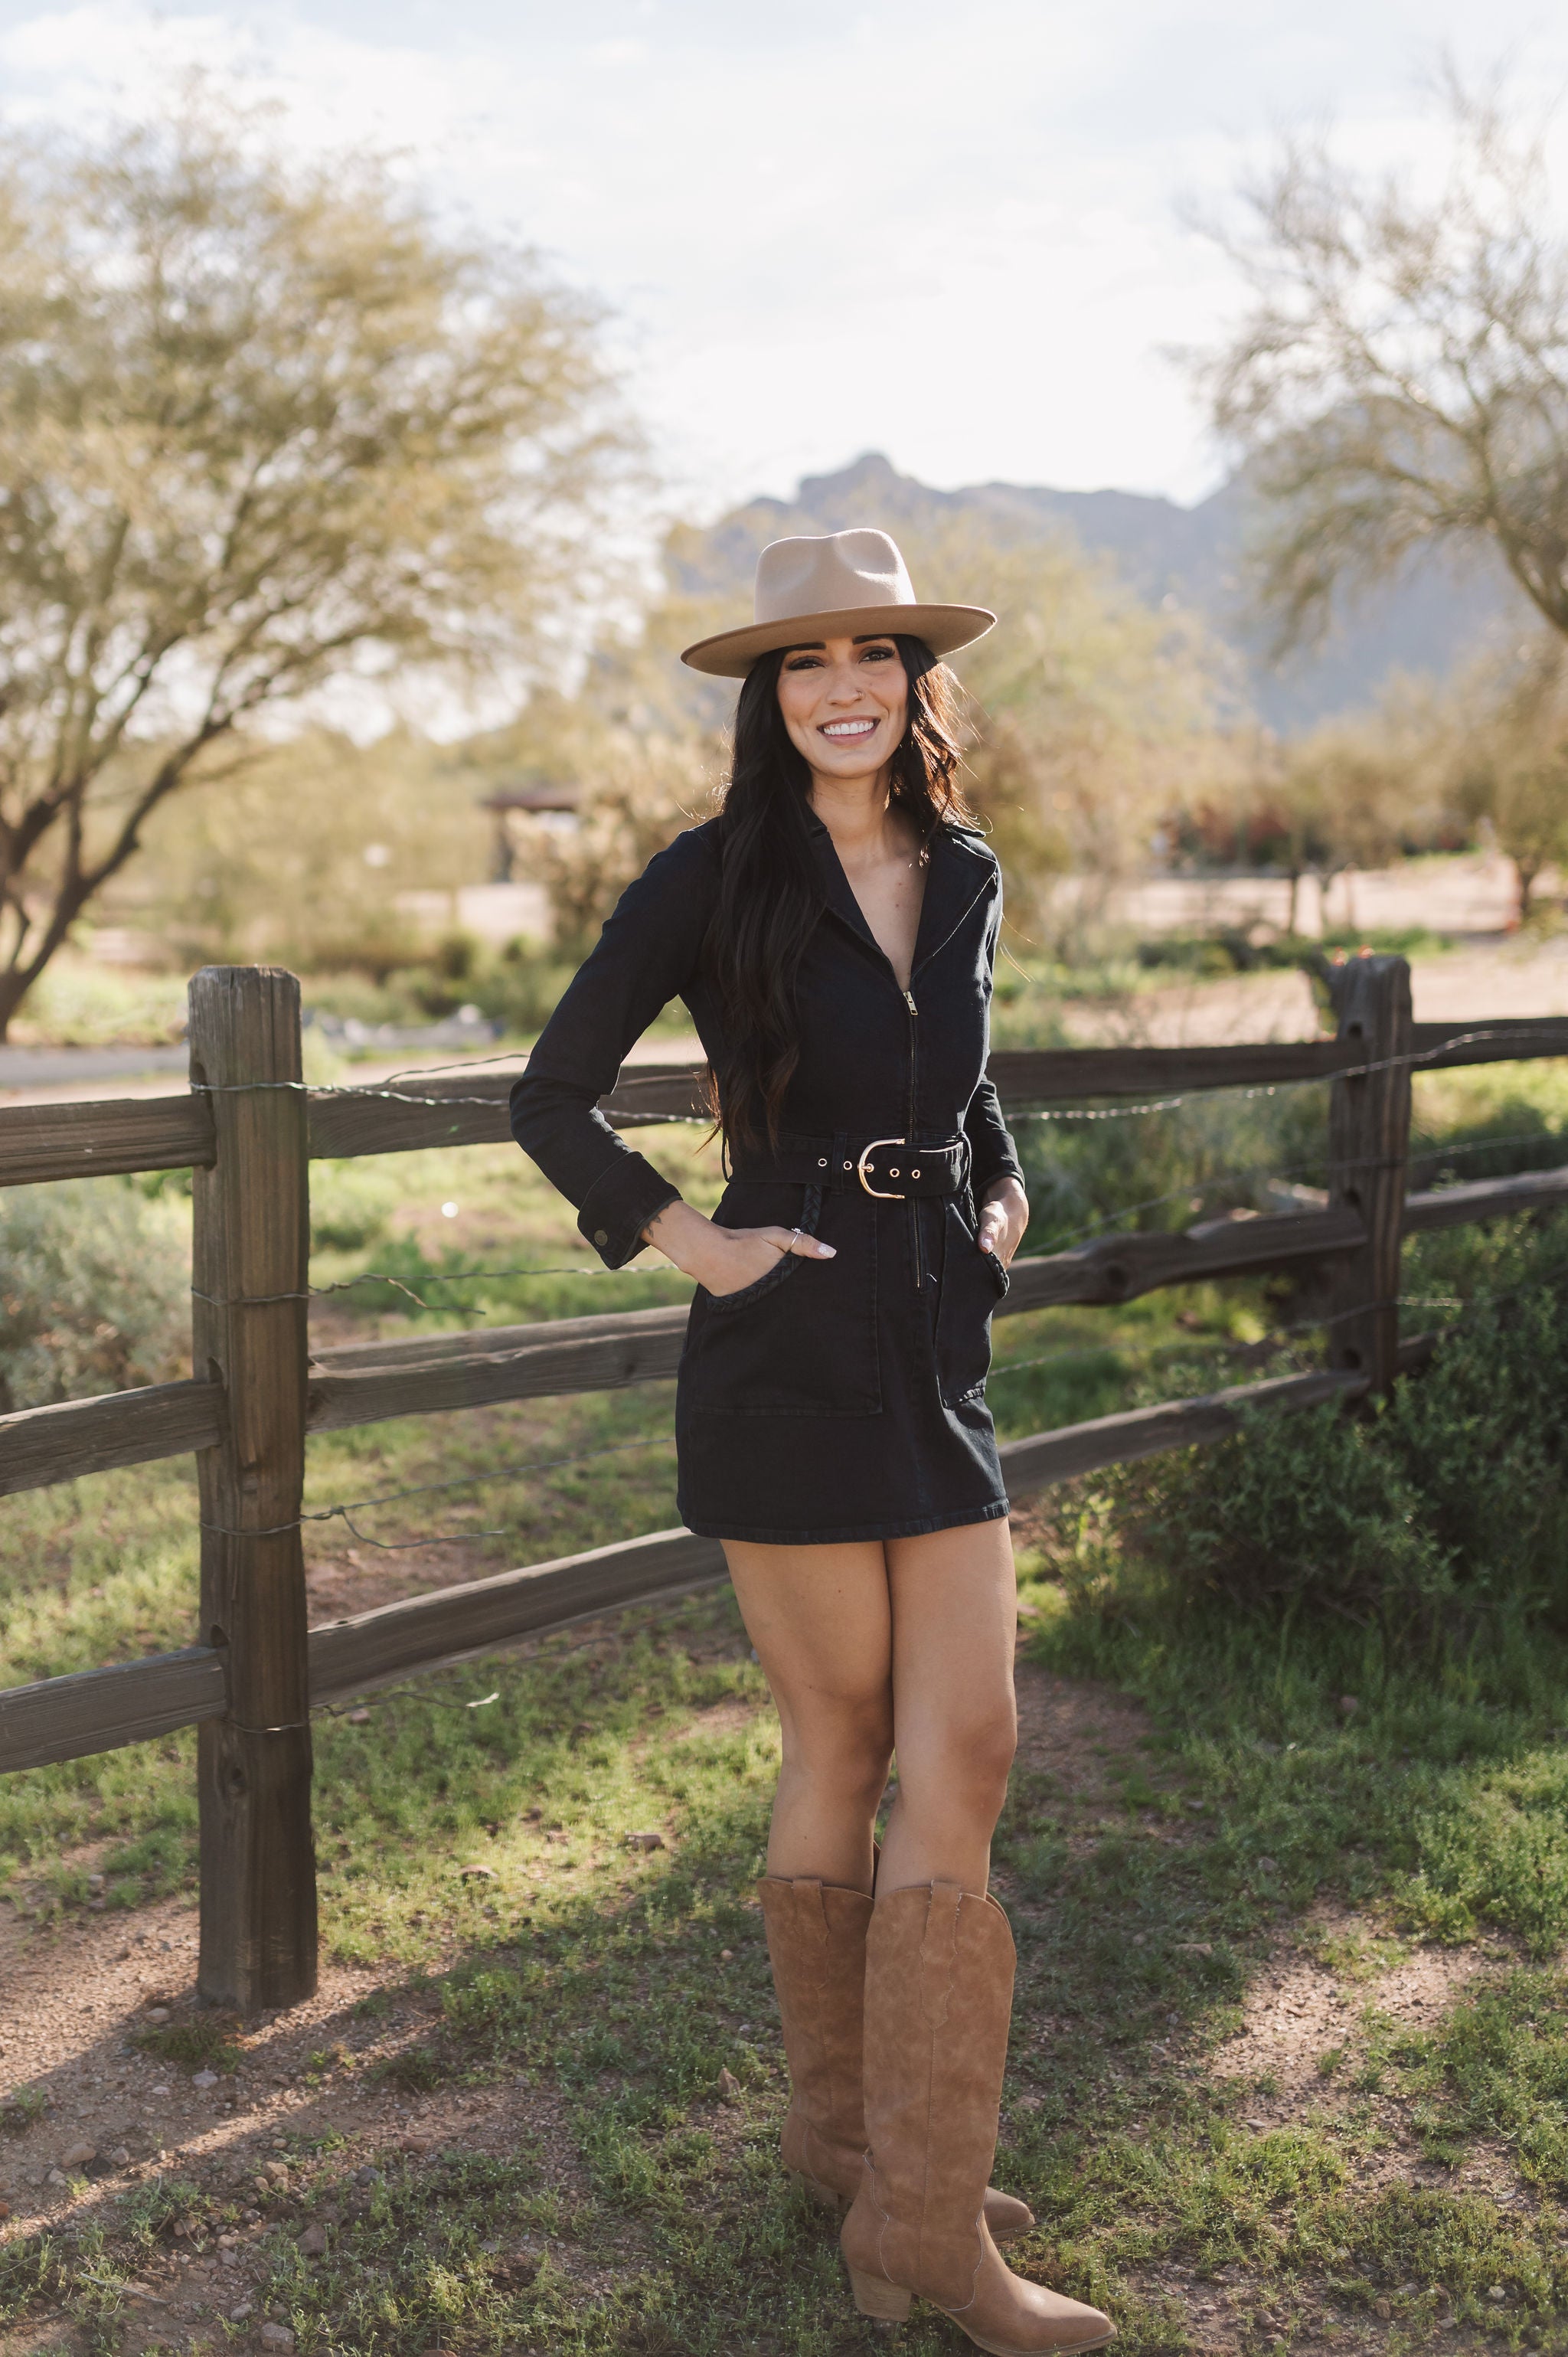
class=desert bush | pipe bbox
[1099,1215,1568,1646]
[0,1182,186,1410]
[307,1162,404,1256]
[1014,1071,1330,1253]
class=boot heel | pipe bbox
[848,2267,913,2322]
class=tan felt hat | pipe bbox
[679,527,996,676]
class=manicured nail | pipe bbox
[816,1244,837,1256]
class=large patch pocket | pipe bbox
[681,1185,881,1416]
[934,1199,1011,1407]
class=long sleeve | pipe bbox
[964,888,1024,1197]
[510,827,719,1268]
[965,1076,1023,1195]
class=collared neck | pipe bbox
[805,806,995,980]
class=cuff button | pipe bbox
[593,1228,609,1247]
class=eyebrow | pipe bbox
[784,636,896,652]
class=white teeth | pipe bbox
[822,720,876,737]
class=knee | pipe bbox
[956,1711,1018,1817]
[782,1689,894,1804]
[908,1705,1018,1823]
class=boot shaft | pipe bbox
[857,1881,1017,2306]
[758,1875,874,2159]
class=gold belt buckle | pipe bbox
[856,1136,907,1199]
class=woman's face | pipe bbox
[776,634,908,783]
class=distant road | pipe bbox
[0,1029,701,1109]
[0,1043,190,1087]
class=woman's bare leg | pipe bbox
[877,1517,1019,1896]
[723,1539,895,1892]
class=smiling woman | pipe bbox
[510,528,1114,2353]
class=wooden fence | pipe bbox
[2,954,1566,2012]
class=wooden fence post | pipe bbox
[189,967,317,2012]
[1324,953,1413,1398]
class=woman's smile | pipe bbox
[776,633,908,782]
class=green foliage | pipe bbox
[1134,924,1449,977]
[399,931,577,1033]
[307,1161,403,1257]
[1014,1061,1329,1254]
[1107,1218,1568,1638]
[0,87,635,1031]
[0,2085,47,2133]
[0,1178,185,1411]
[379,2043,446,2093]
[134,2015,243,2074]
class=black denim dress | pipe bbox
[509,810,1024,1545]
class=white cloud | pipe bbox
[0,0,1565,518]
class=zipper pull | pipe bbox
[903,990,917,1015]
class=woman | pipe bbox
[511,529,1114,2354]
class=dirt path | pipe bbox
[0,1633,1523,2355]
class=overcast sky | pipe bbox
[1,0,1565,521]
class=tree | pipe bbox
[1193,66,1568,652]
[0,90,635,1035]
[514,513,1243,966]
[1275,720,1408,932]
[1446,634,1568,919]
[937,524,1245,951]
[126,726,492,977]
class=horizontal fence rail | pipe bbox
[0,1092,216,1188]
[4,959,1568,2008]
[0,1360,1378,1777]
[5,1018,1568,1188]
[11,1167,1568,1499]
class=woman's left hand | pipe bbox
[977,1175,1029,1267]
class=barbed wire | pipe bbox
[316,1685,501,1721]
[200,1433,674,1547]
[1027,1126,1568,1259]
[181,1126,1568,1316]
[260,1128,1566,1313]
[198,1231,1568,1561]
[184,1021,1568,1124]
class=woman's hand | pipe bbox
[977,1175,1029,1267]
[642,1198,836,1297]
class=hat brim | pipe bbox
[679,602,997,678]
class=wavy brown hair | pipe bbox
[704,635,972,1154]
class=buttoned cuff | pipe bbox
[577,1155,683,1269]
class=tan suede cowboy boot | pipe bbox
[758,1874,1034,2241]
[840,1882,1116,2352]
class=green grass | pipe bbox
[15,1568,1568,2350]
[5,1072,1568,2350]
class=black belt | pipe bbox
[731,1132,970,1201]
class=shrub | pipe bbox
[1014,1077,1329,1254]
[0,1181,185,1411]
[135,2016,242,2074]
[1105,1215,1568,1648]
[307,1161,401,1255]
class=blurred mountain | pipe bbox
[667,450,1526,732]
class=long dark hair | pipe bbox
[704,634,972,1153]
